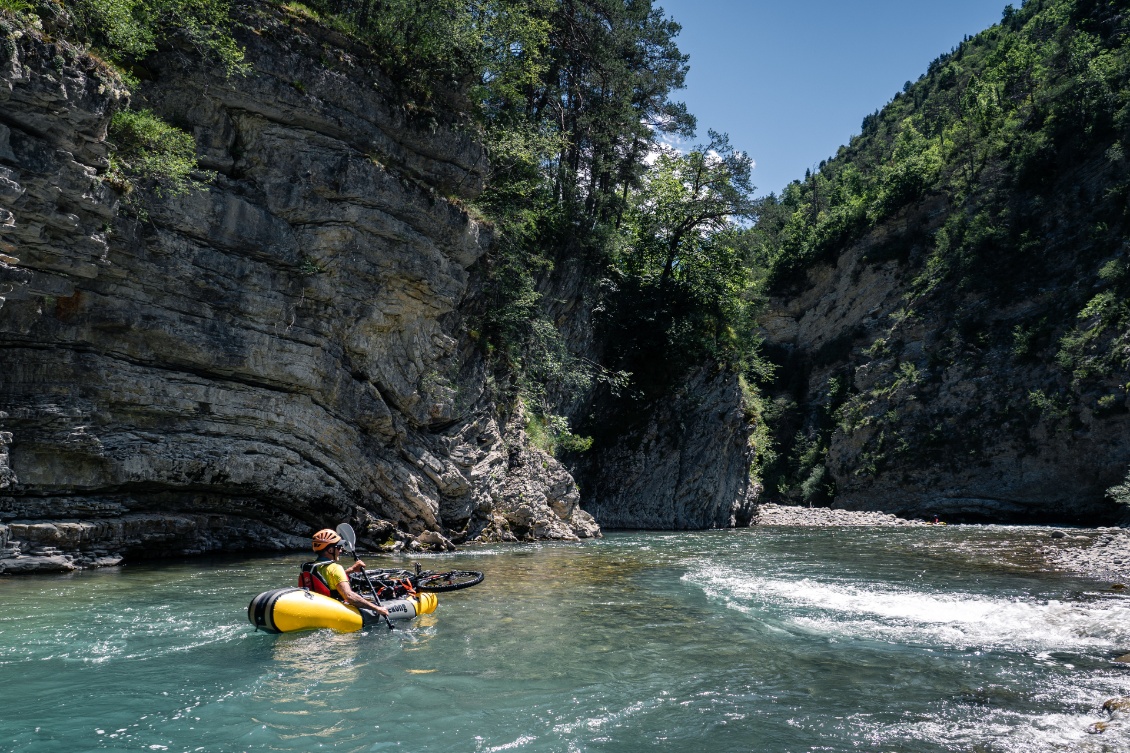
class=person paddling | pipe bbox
[301,529,389,624]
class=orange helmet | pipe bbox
[312,529,342,552]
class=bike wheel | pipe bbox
[415,570,484,592]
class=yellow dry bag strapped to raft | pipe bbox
[248,587,438,634]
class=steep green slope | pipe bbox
[752,0,1130,522]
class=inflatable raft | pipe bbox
[248,587,437,633]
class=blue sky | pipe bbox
[656,0,1011,196]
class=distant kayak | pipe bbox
[248,587,437,633]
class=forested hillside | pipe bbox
[751,0,1130,522]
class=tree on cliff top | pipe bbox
[64,0,244,70]
[601,130,764,396]
[469,1,706,410]
[625,131,755,289]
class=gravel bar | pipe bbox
[752,503,1129,582]
[751,503,930,527]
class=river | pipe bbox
[1,527,1128,752]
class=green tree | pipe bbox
[625,130,755,289]
[473,0,699,415]
[603,130,762,392]
[69,0,243,70]
[528,0,694,224]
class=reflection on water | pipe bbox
[1,528,1128,753]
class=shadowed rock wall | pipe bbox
[571,366,758,530]
[524,248,761,531]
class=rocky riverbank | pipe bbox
[753,503,1130,583]
[751,503,930,527]
[1039,527,1130,584]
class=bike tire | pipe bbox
[415,570,484,592]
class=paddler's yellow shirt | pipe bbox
[314,560,349,595]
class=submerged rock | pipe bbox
[1088,696,1130,735]
[1105,698,1130,713]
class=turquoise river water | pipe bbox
[1,527,1128,752]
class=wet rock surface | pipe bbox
[1087,696,1130,736]
[0,11,596,572]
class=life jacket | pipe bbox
[298,560,343,600]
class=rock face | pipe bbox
[0,11,597,573]
[481,404,601,542]
[572,367,758,529]
[517,243,761,531]
[761,194,1130,524]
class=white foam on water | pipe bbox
[870,708,1130,753]
[689,566,1130,652]
[551,697,661,738]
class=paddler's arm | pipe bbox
[336,577,389,616]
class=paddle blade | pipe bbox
[335,523,358,551]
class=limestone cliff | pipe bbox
[753,1,1130,526]
[528,254,760,531]
[761,192,1130,524]
[0,9,599,573]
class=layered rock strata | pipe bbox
[0,10,597,573]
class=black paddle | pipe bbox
[336,523,394,631]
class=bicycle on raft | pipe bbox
[349,563,484,601]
